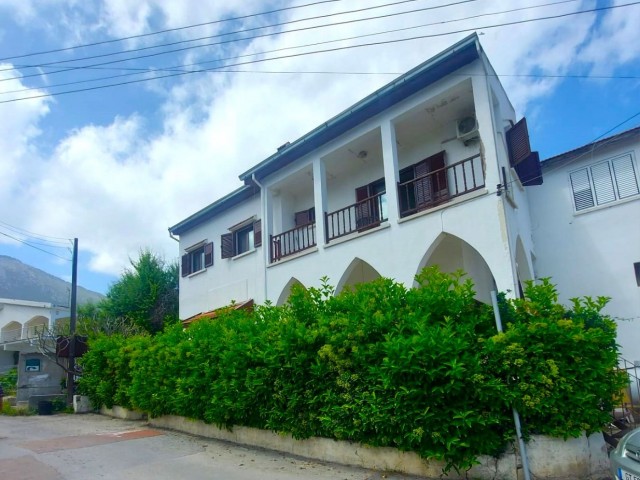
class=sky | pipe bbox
[0,0,638,295]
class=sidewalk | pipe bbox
[0,413,417,480]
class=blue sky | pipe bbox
[0,0,638,295]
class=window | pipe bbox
[181,242,213,277]
[25,358,41,372]
[570,153,639,211]
[398,150,448,214]
[294,207,315,227]
[221,219,262,259]
[355,177,386,230]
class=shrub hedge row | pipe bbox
[78,268,625,472]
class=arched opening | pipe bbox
[515,236,534,298]
[415,233,496,303]
[1,321,22,343]
[24,316,48,339]
[276,277,306,306]
[335,258,382,295]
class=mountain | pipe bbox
[0,255,104,306]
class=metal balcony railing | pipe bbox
[270,222,316,262]
[398,154,484,218]
[325,192,387,243]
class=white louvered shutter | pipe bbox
[570,168,594,211]
[590,162,616,205]
[612,154,639,199]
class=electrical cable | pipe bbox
[2,1,638,105]
[0,220,72,244]
[0,0,588,96]
[0,230,71,261]
[0,0,344,62]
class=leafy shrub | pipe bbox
[0,367,18,396]
[77,268,623,472]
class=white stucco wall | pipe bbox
[528,138,640,363]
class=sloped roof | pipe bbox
[181,299,254,327]
[542,126,640,168]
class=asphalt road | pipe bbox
[0,413,419,480]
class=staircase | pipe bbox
[604,358,640,449]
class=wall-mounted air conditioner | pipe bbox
[456,115,479,145]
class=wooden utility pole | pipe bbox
[66,238,78,407]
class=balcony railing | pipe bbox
[270,222,316,262]
[325,192,387,243]
[398,154,483,218]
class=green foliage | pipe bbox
[101,249,179,334]
[78,269,623,473]
[0,368,18,396]
[1,403,34,416]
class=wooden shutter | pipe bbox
[181,254,190,277]
[428,151,448,202]
[506,117,531,167]
[204,242,214,267]
[355,185,371,228]
[221,233,234,259]
[294,209,311,226]
[253,220,262,247]
[514,151,543,186]
[414,159,432,208]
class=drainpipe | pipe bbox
[168,231,179,243]
[252,174,268,303]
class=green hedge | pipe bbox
[78,268,625,472]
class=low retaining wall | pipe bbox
[147,414,610,480]
[100,405,146,420]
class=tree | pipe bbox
[102,249,179,334]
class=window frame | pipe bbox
[569,152,639,213]
[181,241,213,277]
[221,218,262,259]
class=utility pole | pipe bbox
[66,238,78,407]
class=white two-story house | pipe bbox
[169,34,542,321]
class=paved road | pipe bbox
[0,414,419,480]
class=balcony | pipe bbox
[270,222,316,262]
[325,192,387,242]
[398,153,483,218]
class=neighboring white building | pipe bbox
[0,298,69,400]
[528,127,640,364]
[169,34,541,320]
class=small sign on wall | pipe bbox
[25,358,41,372]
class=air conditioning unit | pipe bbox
[456,115,479,144]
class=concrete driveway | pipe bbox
[0,414,418,480]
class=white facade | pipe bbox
[0,298,69,371]
[171,35,539,320]
[528,128,640,364]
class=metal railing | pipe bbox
[325,192,387,243]
[270,222,316,262]
[398,154,484,218]
[615,358,640,427]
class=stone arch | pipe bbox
[24,315,48,339]
[1,321,22,342]
[335,257,382,295]
[276,277,306,306]
[514,236,534,297]
[414,232,496,304]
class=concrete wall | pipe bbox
[148,414,609,480]
[16,352,65,402]
[528,137,640,364]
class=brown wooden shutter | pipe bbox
[204,242,214,267]
[221,233,234,258]
[181,254,190,277]
[429,151,448,203]
[414,159,432,208]
[515,151,543,186]
[253,220,262,247]
[294,209,310,226]
[355,185,371,228]
[506,117,531,167]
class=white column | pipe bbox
[381,119,400,225]
[312,158,327,246]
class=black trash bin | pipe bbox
[38,400,53,415]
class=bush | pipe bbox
[0,368,18,396]
[78,268,623,472]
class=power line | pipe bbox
[2,2,637,105]
[0,0,473,80]
[0,230,71,261]
[1,0,589,96]
[0,0,343,62]
[0,219,72,244]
